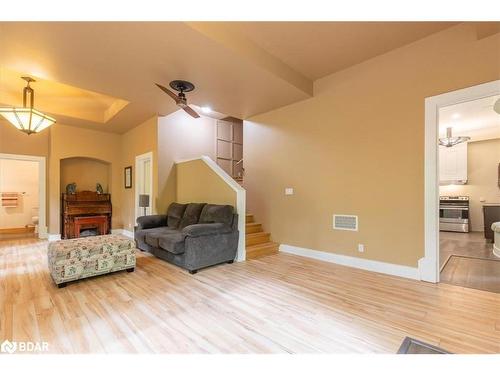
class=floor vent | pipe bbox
[333,215,358,231]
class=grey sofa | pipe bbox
[134,202,239,273]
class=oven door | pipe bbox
[439,206,469,223]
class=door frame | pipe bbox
[422,80,500,283]
[0,153,47,239]
[135,151,154,222]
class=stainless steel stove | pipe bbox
[439,196,470,233]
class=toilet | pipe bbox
[492,222,500,258]
[31,207,39,234]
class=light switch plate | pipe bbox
[358,244,365,253]
[285,188,294,195]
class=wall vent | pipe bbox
[333,215,358,231]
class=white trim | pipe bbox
[135,151,154,223]
[280,244,420,280]
[0,153,47,239]
[111,228,134,239]
[48,233,61,242]
[175,155,246,261]
[423,80,500,283]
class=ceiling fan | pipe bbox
[155,80,200,118]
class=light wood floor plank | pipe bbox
[0,238,499,353]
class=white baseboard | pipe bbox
[111,229,134,239]
[279,244,420,280]
[48,233,61,242]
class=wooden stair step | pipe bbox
[246,232,271,246]
[245,214,254,224]
[246,222,262,234]
[246,242,279,260]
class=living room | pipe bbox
[1,2,499,375]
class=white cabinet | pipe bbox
[439,142,467,184]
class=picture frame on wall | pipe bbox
[124,166,132,189]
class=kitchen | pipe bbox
[438,94,500,293]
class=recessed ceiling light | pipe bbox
[201,106,211,114]
[451,113,461,119]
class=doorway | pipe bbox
[0,153,47,239]
[135,152,153,222]
[423,80,500,285]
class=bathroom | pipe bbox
[0,157,40,238]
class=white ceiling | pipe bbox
[439,94,500,142]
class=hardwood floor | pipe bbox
[1,238,499,353]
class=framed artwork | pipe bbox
[124,166,132,189]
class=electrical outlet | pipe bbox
[358,244,365,253]
[285,188,294,195]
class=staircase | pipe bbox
[245,214,279,259]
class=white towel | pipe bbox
[1,192,19,207]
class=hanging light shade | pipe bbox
[0,76,56,135]
[439,127,470,148]
[494,98,500,115]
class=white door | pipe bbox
[135,152,153,222]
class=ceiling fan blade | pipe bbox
[155,83,180,103]
[182,105,200,118]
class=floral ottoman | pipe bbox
[48,234,136,287]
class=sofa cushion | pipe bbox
[144,227,180,248]
[158,233,187,255]
[178,203,206,229]
[135,227,169,244]
[136,215,167,230]
[182,223,232,237]
[167,202,188,228]
[199,204,234,226]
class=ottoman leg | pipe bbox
[58,282,67,288]
[189,270,198,275]
[126,268,135,272]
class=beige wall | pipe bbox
[1,119,49,228]
[177,159,237,207]
[0,159,39,229]
[157,110,217,213]
[0,118,50,157]
[48,124,122,232]
[440,138,500,231]
[244,24,500,267]
[60,157,110,193]
[121,116,158,231]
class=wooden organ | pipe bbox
[61,191,112,239]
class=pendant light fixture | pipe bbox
[438,127,470,148]
[0,76,56,135]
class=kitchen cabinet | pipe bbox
[439,142,467,184]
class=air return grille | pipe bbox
[333,215,358,231]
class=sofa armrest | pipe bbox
[182,223,232,237]
[136,215,167,230]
